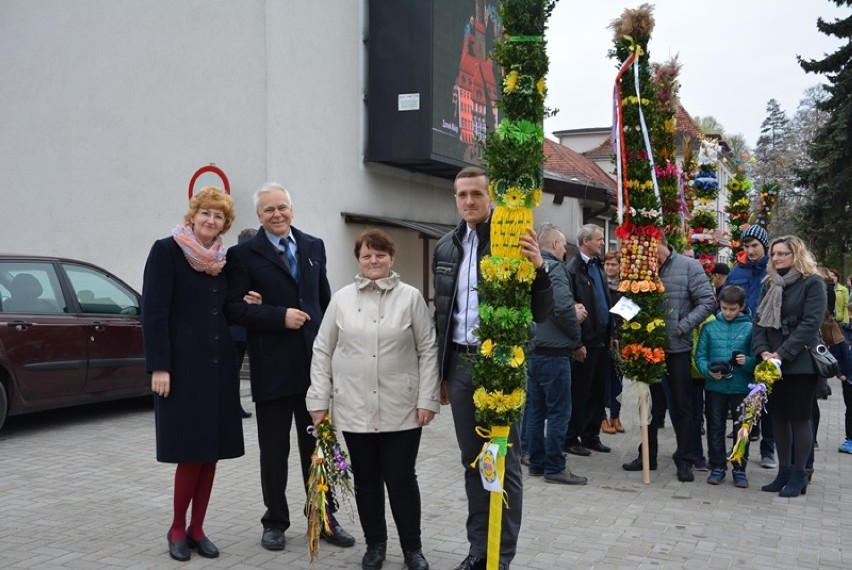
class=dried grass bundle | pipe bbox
[609,3,656,43]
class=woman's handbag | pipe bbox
[809,342,840,378]
[821,310,844,346]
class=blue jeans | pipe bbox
[526,354,572,475]
[705,391,747,471]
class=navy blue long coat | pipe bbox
[142,237,244,463]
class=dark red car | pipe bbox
[0,255,149,430]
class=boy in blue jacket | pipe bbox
[695,286,757,487]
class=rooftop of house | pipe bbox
[543,138,616,195]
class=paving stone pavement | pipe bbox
[1,380,850,569]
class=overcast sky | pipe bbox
[542,0,848,147]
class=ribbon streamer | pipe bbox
[612,50,637,224]
[632,59,660,204]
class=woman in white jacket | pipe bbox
[307,229,440,570]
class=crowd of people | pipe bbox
[141,172,850,569]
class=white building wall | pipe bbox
[1,1,578,293]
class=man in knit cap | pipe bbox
[721,224,776,469]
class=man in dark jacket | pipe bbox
[224,183,354,551]
[525,225,586,485]
[433,166,552,570]
[564,224,613,457]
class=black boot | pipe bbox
[779,468,808,497]
[675,459,694,482]
[761,465,790,492]
[623,441,657,471]
[362,542,387,570]
[403,549,429,570]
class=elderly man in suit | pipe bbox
[225,182,354,551]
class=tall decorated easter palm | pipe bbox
[609,4,667,484]
[475,1,556,567]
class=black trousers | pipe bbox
[344,429,423,550]
[255,394,316,531]
[566,345,609,446]
[664,352,695,464]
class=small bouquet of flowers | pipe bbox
[729,359,781,462]
[306,414,354,562]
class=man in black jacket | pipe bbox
[433,166,552,570]
[564,224,613,457]
[225,182,354,551]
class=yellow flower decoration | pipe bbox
[664,117,677,133]
[480,339,495,358]
[503,187,525,208]
[509,345,525,368]
[503,70,519,94]
[480,258,496,282]
[473,387,488,409]
[536,77,546,95]
[496,259,514,281]
[646,322,657,333]
[630,322,642,330]
[530,188,542,207]
[488,181,498,202]
[515,260,537,284]
[473,388,526,413]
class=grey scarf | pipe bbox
[756,268,802,329]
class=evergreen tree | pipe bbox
[795,0,852,261]
[756,99,790,150]
[751,99,796,226]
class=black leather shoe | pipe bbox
[566,445,591,457]
[622,457,657,471]
[321,517,356,547]
[362,541,387,570]
[452,554,507,570]
[261,527,286,551]
[186,534,219,558]
[167,532,191,562]
[403,548,429,570]
[584,440,611,453]
[676,461,695,482]
[453,555,484,570]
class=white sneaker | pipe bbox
[760,454,777,469]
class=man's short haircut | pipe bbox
[537,224,564,250]
[455,166,487,182]
[719,285,746,306]
[237,228,257,244]
[576,224,603,245]
[454,166,488,194]
[253,182,292,213]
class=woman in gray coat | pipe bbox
[752,236,826,498]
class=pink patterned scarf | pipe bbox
[171,224,226,276]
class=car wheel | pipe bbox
[0,382,7,431]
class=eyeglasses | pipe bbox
[771,251,793,257]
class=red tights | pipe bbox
[168,462,216,542]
